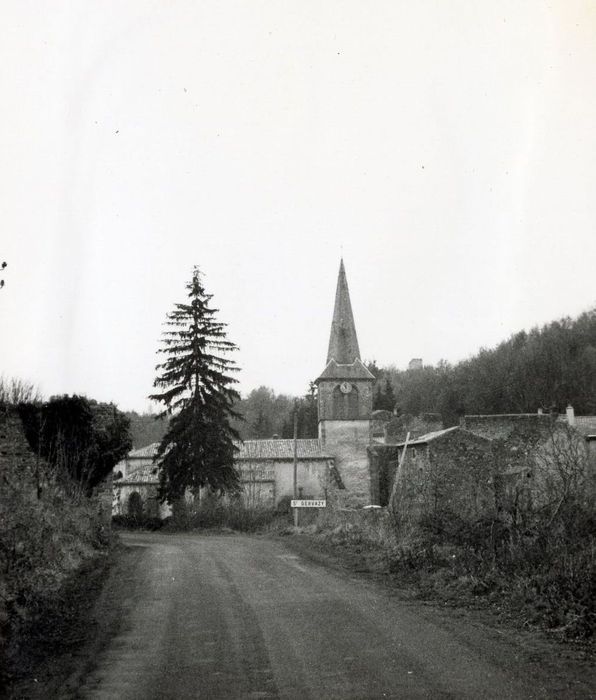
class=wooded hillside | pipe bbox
[373,307,596,423]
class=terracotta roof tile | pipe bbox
[573,416,596,436]
[118,464,159,485]
[396,426,460,446]
[237,439,330,460]
[128,443,160,459]
[118,439,331,477]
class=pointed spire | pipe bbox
[326,259,361,364]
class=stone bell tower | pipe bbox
[314,259,375,505]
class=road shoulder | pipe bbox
[274,531,596,699]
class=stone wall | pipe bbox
[587,438,596,499]
[238,458,328,505]
[462,414,552,441]
[320,419,372,506]
[392,430,496,522]
[384,413,443,444]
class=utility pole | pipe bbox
[293,398,299,528]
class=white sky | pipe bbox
[1,1,596,412]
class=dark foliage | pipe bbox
[166,499,278,532]
[229,384,318,440]
[112,514,164,530]
[371,307,596,420]
[18,395,131,493]
[373,378,396,412]
[281,386,318,439]
[124,410,168,448]
[150,267,241,502]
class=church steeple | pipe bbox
[327,259,361,364]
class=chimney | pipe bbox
[566,405,575,426]
[537,407,543,415]
[272,433,280,440]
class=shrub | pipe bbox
[161,499,278,533]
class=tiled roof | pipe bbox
[315,358,375,382]
[117,439,330,474]
[237,439,330,460]
[573,416,596,436]
[118,464,160,485]
[128,443,160,459]
[396,426,460,446]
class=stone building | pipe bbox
[461,411,595,507]
[113,438,335,516]
[114,259,377,516]
[314,259,375,506]
[112,444,170,519]
[381,410,596,521]
[385,426,494,516]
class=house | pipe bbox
[112,444,169,519]
[462,410,594,509]
[387,426,495,518]
[376,405,596,522]
[236,439,333,506]
[113,438,334,516]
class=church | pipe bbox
[113,260,377,516]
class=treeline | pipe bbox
[229,385,318,440]
[122,389,318,449]
[369,307,596,423]
[125,410,168,449]
[127,386,319,448]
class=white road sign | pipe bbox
[291,499,326,508]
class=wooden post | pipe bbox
[388,431,410,512]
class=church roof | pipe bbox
[315,357,375,382]
[115,439,331,485]
[326,259,361,365]
[236,439,330,460]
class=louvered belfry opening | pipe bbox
[332,384,359,420]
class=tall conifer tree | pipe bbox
[150,267,241,502]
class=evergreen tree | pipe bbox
[373,378,396,412]
[150,267,241,502]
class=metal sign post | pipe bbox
[293,400,299,528]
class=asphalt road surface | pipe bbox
[74,533,593,699]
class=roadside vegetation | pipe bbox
[113,495,290,534]
[304,443,596,643]
[0,379,131,688]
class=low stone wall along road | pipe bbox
[74,533,592,699]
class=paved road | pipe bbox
[75,533,590,699]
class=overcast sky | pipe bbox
[1,1,596,412]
